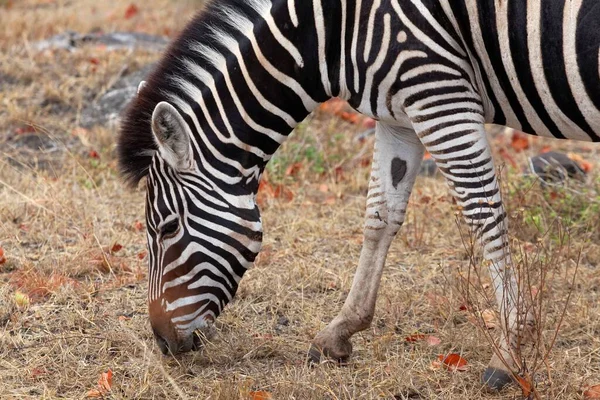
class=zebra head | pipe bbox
[121,99,263,355]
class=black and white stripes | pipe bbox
[118,0,599,379]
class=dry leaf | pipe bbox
[438,353,468,372]
[426,336,442,346]
[14,291,30,308]
[511,131,530,152]
[517,375,532,398]
[134,221,144,232]
[584,384,600,399]
[86,389,103,398]
[567,152,593,173]
[405,334,441,346]
[481,309,497,329]
[405,334,427,342]
[87,369,113,397]
[0,247,5,264]
[249,390,272,400]
[498,148,518,168]
[285,162,303,177]
[124,4,139,19]
[98,369,113,392]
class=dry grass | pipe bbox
[1,1,600,399]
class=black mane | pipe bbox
[117,0,263,187]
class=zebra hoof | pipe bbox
[482,367,514,391]
[307,336,352,366]
[307,344,325,365]
[307,344,350,366]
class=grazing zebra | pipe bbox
[118,0,600,390]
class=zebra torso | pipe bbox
[118,0,599,357]
[345,0,600,141]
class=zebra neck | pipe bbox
[164,0,348,196]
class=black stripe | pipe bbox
[507,0,567,139]
[540,0,599,140]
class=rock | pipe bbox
[419,158,437,177]
[528,151,587,184]
[80,86,138,128]
[80,63,156,128]
[33,31,169,52]
[2,131,80,173]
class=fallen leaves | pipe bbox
[318,98,376,128]
[86,369,113,398]
[248,390,272,400]
[568,152,593,173]
[257,177,294,208]
[0,246,5,264]
[517,375,533,398]
[511,131,530,152]
[14,291,30,308]
[9,270,79,302]
[124,4,139,19]
[584,384,600,399]
[405,334,441,346]
[110,243,123,254]
[431,353,469,372]
[133,221,144,232]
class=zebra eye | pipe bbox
[160,219,180,240]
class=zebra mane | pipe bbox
[117,0,269,188]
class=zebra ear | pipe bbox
[137,81,147,94]
[151,102,193,171]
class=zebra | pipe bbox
[117,0,600,390]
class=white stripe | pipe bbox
[338,0,349,99]
[527,0,591,140]
[176,311,216,331]
[400,64,462,81]
[246,0,304,67]
[288,0,298,27]
[494,3,550,137]
[210,27,298,127]
[313,0,331,95]
[169,78,263,181]
[221,8,318,110]
[177,61,268,160]
[410,0,466,57]
[440,0,520,127]
[391,0,475,85]
[363,0,381,62]
[376,50,427,117]
[563,0,600,136]
[189,43,287,144]
[166,293,221,312]
[359,13,391,114]
[164,94,247,186]
[351,0,362,92]
[163,262,214,291]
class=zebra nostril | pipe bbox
[154,331,170,355]
[192,331,203,351]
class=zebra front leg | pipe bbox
[413,115,533,390]
[309,123,424,363]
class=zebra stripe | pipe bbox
[118,0,599,367]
